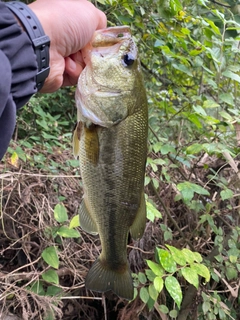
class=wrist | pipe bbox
[5,1,50,91]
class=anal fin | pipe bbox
[130,191,146,240]
[79,199,98,235]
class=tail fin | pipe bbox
[85,258,134,300]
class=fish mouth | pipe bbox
[92,26,132,48]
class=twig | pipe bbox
[0,172,81,179]
[61,296,102,300]
[102,294,107,320]
[127,245,153,255]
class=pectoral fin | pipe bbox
[79,199,98,235]
[84,124,99,165]
[130,191,146,240]
[72,121,82,158]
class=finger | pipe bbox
[96,9,107,30]
[63,55,85,86]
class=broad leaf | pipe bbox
[57,226,80,238]
[146,260,164,276]
[166,245,186,266]
[148,284,159,301]
[140,287,149,304]
[154,276,164,293]
[157,249,177,273]
[41,246,59,269]
[42,269,59,285]
[165,276,182,308]
[182,267,199,288]
[69,215,80,228]
[54,203,68,223]
[191,263,210,282]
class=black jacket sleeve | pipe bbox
[0,2,38,160]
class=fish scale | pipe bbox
[73,26,148,300]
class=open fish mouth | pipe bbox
[92,26,132,47]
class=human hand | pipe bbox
[29,0,106,93]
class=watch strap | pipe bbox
[6,1,50,91]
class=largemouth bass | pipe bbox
[73,26,148,300]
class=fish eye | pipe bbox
[123,53,135,67]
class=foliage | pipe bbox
[133,245,210,316]
[26,203,80,320]
[1,0,240,319]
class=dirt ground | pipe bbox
[0,150,239,320]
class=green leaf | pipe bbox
[54,203,68,223]
[166,245,187,266]
[202,301,211,314]
[226,266,238,280]
[219,110,233,121]
[146,201,162,222]
[165,276,182,308]
[192,251,203,263]
[219,93,234,106]
[177,182,210,202]
[187,113,203,128]
[41,246,59,269]
[138,272,147,284]
[154,276,164,293]
[158,305,169,314]
[147,296,155,311]
[122,2,134,16]
[191,263,210,282]
[42,269,59,285]
[140,287,149,304]
[203,100,220,108]
[57,226,80,238]
[192,184,210,196]
[186,143,203,154]
[164,230,173,242]
[145,269,156,282]
[220,189,234,201]
[146,260,164,277]
[182,267,199,288]
[193,105,207,116]
[46,285,62,296]
[182,248,197,264]
[160,144,176,155]
[169,309,178,318]
[69,215,80,229]
[172,63,193,76]
[148,284,159,301]
[170,0,182,13]
[205,18,221,35]
[157,249,177,273]
[222,70,240,83]
[28,281,45,295]
[177,182,194,202]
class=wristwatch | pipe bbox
[6,1,50,91]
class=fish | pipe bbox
[73,26,148,300]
